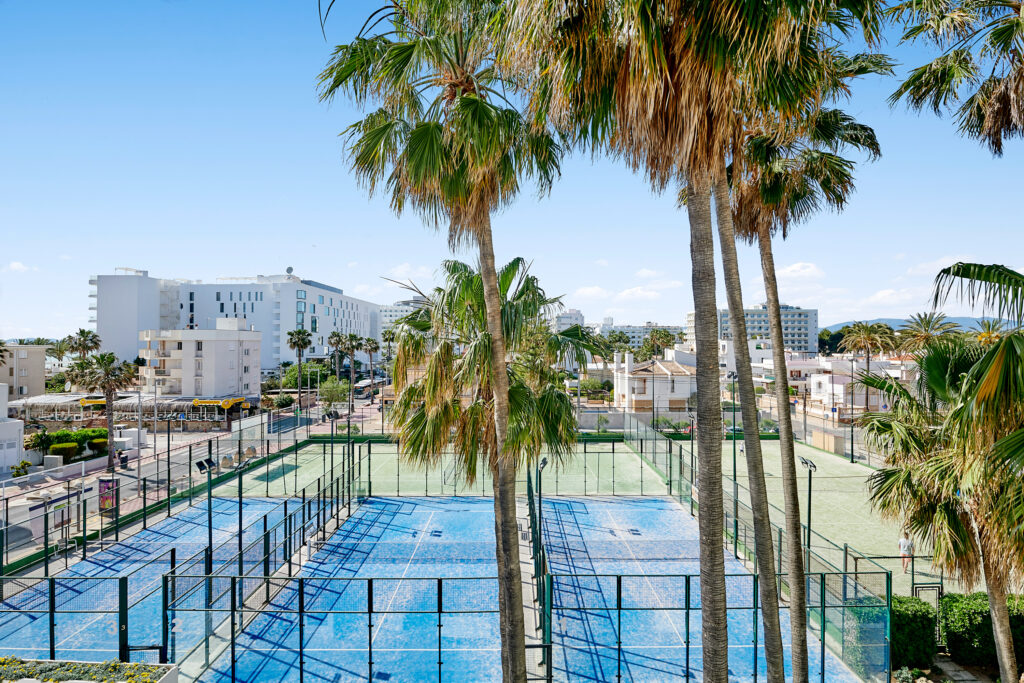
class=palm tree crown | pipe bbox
[68,329,101,361]
[79,353,137,466]
[898,311,961,353]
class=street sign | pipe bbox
[831,407,837,412]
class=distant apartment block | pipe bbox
[92,267,380,370]
[138,318,261,398]
[595,318,685,348]
[0,385,25,474]
[379,297,428,330]
[686,303,818,354]
[3,344,47,399]
[551,308,585,332]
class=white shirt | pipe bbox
[898,537,914,555]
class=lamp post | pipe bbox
[849,357,855,463]
[537,457,548,533]
[799,456,816,570]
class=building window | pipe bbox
[189,292,194,301]
[297,290,306,299]
[189,303,194,313]
[318,295,324,304]
[311,316,318,332]
[220,303,224,313]
[247,292,251,301]
[216,292,221,301]
[197,341,203,351]
[234,303,238,313]
[296,312,304,326]
[296,301,306,312]
[230,292,234,301]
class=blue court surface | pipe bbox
[199,497,500,683]
[0,498,285,662]
[542,497,860,682]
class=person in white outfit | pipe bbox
[898,531,914,573]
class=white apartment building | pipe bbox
[686,303,818,353]
[93,268,380,370]
[0,385,25,473]
[611,352,697,411]
[595,318,685,348]
[551,308,585,332]
[379,297,427,331]
[138,318,262,398]
[3,345,47,400]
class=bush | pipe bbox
[754,386,766,395]
[891,595,936,669]
[274,394,295,409]
[49,442,81,457]
[11,460,32,478]
[88,438,109,453]
[940,591,1024,668]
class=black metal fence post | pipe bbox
[43,503,50,577]
[615,575,622,683]
[188,445,194,505]
[437,578,443,681]
[142,478,148,529]
[48,577,56,660]
[298,577,306,683]
[230,576,237,683]
[368,578,374,681]
[118,576,129,662]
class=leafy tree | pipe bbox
[818,328,845,355]
[603,330,631,353]
[595,414,609,433]
[78,353,136,467]
[280,363,328,391]
[579,377,604,394]
[273,394,294,409]
[318,376,352,413]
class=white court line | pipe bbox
[603,510,688,649]
[371,510,435,644]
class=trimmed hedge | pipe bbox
[891,595,936,669]
[88,438,108,453]
[940,591,1024,668]
[31,428,107,453]
[48,442,80,457]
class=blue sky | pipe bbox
[2,1,1022,339]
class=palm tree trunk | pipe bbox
[298,352,303,416]
[349,356,357,425]
[476,219,528,682]
[980,539,1018,682]
[712,169,785,682]
[758,224,809,683]
[864,352,870,415]
[105,389,116,469]
[368,353,374,404]
[687,177,729,682]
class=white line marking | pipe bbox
[371,510,435,643]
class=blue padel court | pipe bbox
[197,497,500,683]
[0,498,286,662]
[541,497,860,682]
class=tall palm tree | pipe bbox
[0,340,7,370]
[891,1,1024,156]
[363,338,380,404]
[68,329,101,361]
[46,339,71,369]
[328,331,344,381]
[287,328,313,414]
[839,322,896,413]
[973,318,1006,347]
[861,336,1024,681]
[338,334,363,421]
[319,3,561,675]
[898,312,961,353]
[79,353,137,467]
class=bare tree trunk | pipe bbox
[712,169,785,682]
[758,224,809,683]
[687,177,729,681]
[980,539,1019,682]
[477,221,528,682]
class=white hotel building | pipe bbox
[92,268,380,371]
[686,303,818,354]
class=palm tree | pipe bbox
[363,338,380,404]
[338,334,363,421]
[839,322,896,413]
[0,340,7,370]
[68,329,101,361]
[328,331,344,381]
[46,339,71,369]
[287,328,313,415]
[319,4,561,675]
[898,312,961,353]
[861,337,1024,681]
[79,353,137,467]
[891,1,1024,157]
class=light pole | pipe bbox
[849,357,855,463]
[537,457,548,533]
[799,456,816,570]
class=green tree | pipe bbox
[318,376,352,414]
[319,3,561,674]
[46,339,70,368]
[287,328,313,414]
[364,337,380,403]
[898,312,961,353]
[338,334,363,418]
[603,330,631,353]
[328,331,344,381]
[78,353,137,467]
[840,322,897,412]
[67,329,101,361]
[0,340,6,370]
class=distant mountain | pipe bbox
[820,317,1004,333]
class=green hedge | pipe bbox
[88,438,109,453]
[49,442,80,457]
[891,595,936,669]
[941,591,1024,668]
[31,428,107,453]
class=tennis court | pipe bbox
[0,497,285,662]
[196,496,500,683]
[208,442,352,499]
[541,497,862,682]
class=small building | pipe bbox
[139,317,261,398]
[0,384,25,473]
[3,344,47,400]
[612,352,697,412]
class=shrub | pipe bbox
[274,394,295,409]
[754,386,766,395]
[49,442,81,457]
[88,438,109,453]
[940,591,1024,668]
[891,595,936,669]
[11,460,32,478]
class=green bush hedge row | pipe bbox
[891,595,936,669]
[940,591,1024,668]
[30,428,107,453]
[48,442,80,457]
